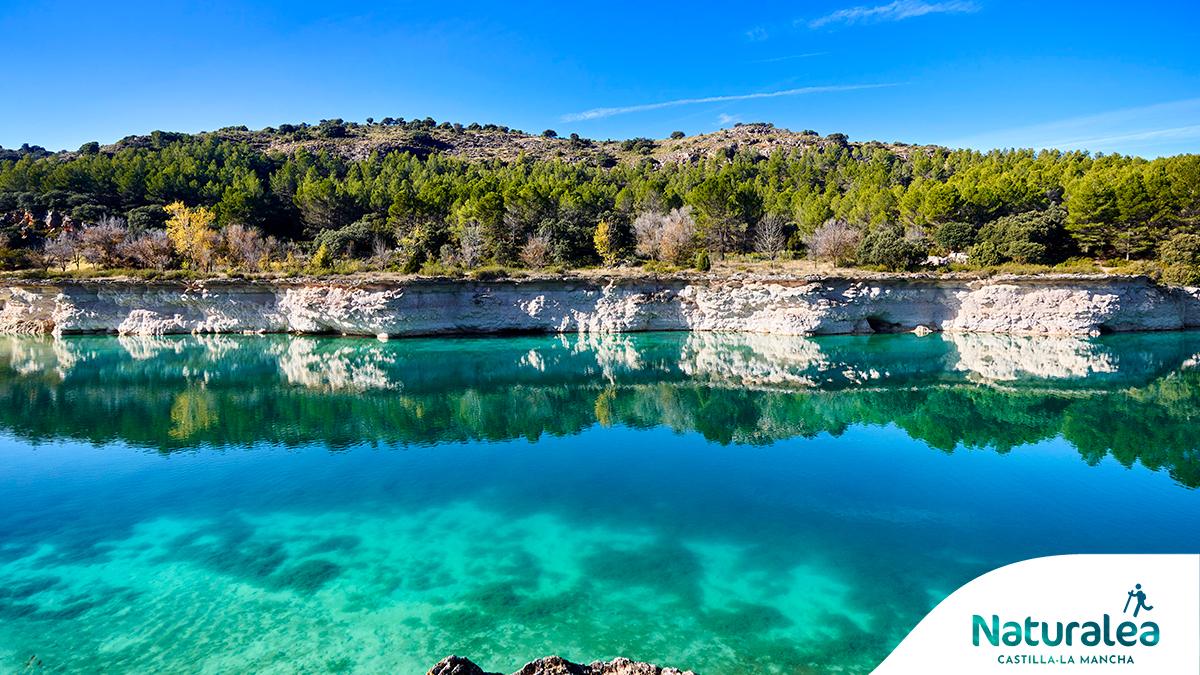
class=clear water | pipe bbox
[0,332,1197,674]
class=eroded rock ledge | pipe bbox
[1,274,1197,337]
[427,655,695,675]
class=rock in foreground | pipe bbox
[427,655,696,675]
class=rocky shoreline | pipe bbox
[0,274,1197,337]
[427,655,694,675]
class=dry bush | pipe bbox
[805,218,861,266]
[370,238,395,269]
[80,216,129,267]
[634,207,697,265]
[519,234,551,268]
[659,207,698,265]
[633,210,665,259]
[119,230,174,271]
[223,223,274,272]
[43,231,81,271]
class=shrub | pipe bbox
[1158,232,1200,285]
[694,249,711,271]
[641,260,681,274]
[1005,240,1048,265]
[1159,232,1200,266]
[313,220,382,258]
[856,226,927,271]
[975,205,1071,266]
[309,243,333,272]
[969,240,1004,267]
[934,221,976,251]
[469,265,511,280]
[619,137,656,154]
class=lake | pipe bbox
[0,331,1197,674]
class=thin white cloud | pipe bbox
[562,83,898,122]
[809,1,979,28]
[717,113,742,126]
[749,52,829,64]
[1047,124,1200,149]
[946,98,1200,155]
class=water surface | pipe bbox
[0,332,1197,674]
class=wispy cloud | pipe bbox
[749,52,829,64]
[1049,124,1200,149]
[562,83,898,122]
[745,26,769,41]
[717,113,742,126]
[809,1,979,29]
[945,98,1200,156]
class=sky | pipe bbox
[1,0,1198,157]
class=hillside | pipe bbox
[1,116,1198,285]
[57,120,931,166]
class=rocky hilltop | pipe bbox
[427,655,694,675]
[0,274,1197,338]
[70,121,912,166]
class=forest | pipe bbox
[1,119,1199,281]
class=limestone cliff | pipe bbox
[0,274,1196,337]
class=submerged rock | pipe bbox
[426,656,695,675]
[428,656,497,675]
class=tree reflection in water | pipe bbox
[1,330,1197,487]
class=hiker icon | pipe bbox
[1124,584,1154,618]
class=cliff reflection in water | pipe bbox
[2,331,1198,487]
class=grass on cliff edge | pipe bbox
[0,255,1171,284]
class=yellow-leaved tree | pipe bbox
[164,202,219,272]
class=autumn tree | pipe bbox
[165,202,219,272]
[593,219,633,265]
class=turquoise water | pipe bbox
[0,332,1197,674]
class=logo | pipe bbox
[872,555,1199,675]
[972,583,1161,651]
[1125,583,1154,618]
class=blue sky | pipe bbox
[1,1,1198,156]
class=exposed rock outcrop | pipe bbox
[426,655,695,675]
[1,275,1197,338]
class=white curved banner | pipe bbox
[874,554,1199,674]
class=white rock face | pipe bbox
[0,276,1197,337]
